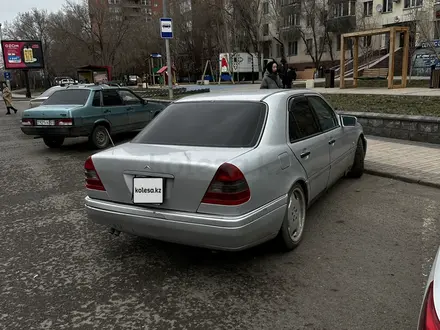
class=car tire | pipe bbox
[89,125,110,149]
[276,183,307,251]
[43,136,65,148]
[347,137,365,178]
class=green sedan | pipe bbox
[21,85,167,149]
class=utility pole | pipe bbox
[162,0,173,99]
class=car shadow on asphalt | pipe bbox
[40,131,140,154]
[98,177,352,266]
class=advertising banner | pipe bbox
[1,40,45,70]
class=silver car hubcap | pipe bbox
[287,187,306,242]
[96,130,107,146]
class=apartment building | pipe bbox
[263,0,440,70]
[89,0,163,21]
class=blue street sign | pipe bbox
[4,72,11,80]
[160,18,173,39]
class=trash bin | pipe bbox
[431,68,440,88]
[324,69,335,88]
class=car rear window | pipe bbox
[132,101,267,147]
[43,90,90,105]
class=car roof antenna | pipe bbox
[103,127,115,148]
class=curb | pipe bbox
[365,168,440,189]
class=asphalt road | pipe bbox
[1,101,439,330]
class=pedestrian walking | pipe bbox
[2,82,18,115]
[260,61,282,89]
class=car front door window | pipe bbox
[289,97,321,141]
[307,96,338,132]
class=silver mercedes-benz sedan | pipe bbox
[418,246,440,329]
[85,89,367,251]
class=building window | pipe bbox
[141,0,151,5]
[333,1,356,17]
[435,21,440,39]
[276,44,281,57]
[288,41,298,55]
[363,36,372,47]
[263,2,269,14]
[283,13,300,27]
[363,1,373,16]
[404,0,423,8]
[336,34,341,51]
[305,38,313,54]
[382,0,393,12]
[263,24,269,36]
[108,0,121,4]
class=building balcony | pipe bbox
[281,26,301,40]
[326,15,356,33]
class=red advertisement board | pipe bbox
[1,40,45,70]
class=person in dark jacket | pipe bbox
[284,67,297,89]
[260,61,282,89]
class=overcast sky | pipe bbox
[0,0,82,28]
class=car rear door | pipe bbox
[287,96,330,201]
[118,89,149,129]
[102,90,129,133]
[81,90,105,130]
[306,94,352,187]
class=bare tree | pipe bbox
[298,0,330,69]
[228,0,265,73]
[405,0,440,76]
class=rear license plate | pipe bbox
[133,178,163,204]
[36,120,55,126]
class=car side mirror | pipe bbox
[141,99,147,105]
[341,115,357,127]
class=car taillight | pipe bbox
[201,163,250,205]
[84,156,105,191]
[420,281,440,330]
[22,118,33,126]
[56,118,73,126]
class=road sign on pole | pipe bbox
[4,72,11,80]
[160,18,173,39]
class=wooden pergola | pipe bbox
[340,26,410,89]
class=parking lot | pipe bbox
[1,101,439,330]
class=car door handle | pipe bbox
[328,139,336,145]
[103,109,111,114]
[300,151,311,158]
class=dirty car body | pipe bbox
[21,85,167,148]
[85,90,367,251]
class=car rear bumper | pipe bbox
[85,195,287,251]
[21,126,89,137]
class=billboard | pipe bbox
[1,40,45,70]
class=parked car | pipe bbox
[21,85,167,149]
[85,90,367,251]
[29,86,65,108]
[418,246,440,329]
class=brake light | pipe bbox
[22,118,33,126]
[420,281,440,330]
[84,156,105,191]
[201,163,250,205]
[56,118,73,126]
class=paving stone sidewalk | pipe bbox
[365,136,440,188]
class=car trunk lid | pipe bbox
[91,142,252,212]
[22,105,81,119]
